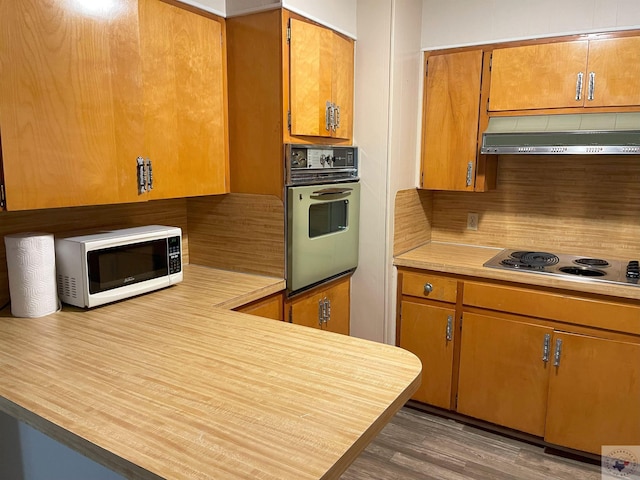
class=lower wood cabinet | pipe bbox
[285,276,350,335]
[235,292,284,321]
[457,313,552,437]
[397,267,640,455]
[400,301,455,409]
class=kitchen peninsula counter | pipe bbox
[0,265,422,480]
[395,241,640,301]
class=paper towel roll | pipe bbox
[4,232,60,318]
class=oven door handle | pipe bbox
[310,187,353,197]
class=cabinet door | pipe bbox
[0,0,144,210]
[421,50,482,191]
[489,41,588,111]
[400,301,455,409]
[457,313,552,436]
[585,36,640,107]
[323,276,350,335]
[331,33,354,141]
[139,0,228,200]
[288,289,323,330]
[289,18,333,138]
[235,293,284,321]
[545,332,640,454]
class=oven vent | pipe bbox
[57,274,77,299]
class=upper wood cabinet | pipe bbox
[0,0,228,211]
[138,0,228,201]
[420,50,496,192]
[289,19,353,139]
[489,36,640,111]
[227,10,355,198]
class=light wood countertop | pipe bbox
[0,265,421,479]
[395,242,640,301]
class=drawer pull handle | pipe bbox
[446,315,453,341]
[424,283,433,294]
[542,333,551,362]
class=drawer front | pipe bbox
[402,272,458,303]
[463,281,640,335]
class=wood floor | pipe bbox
[341,407,602,480]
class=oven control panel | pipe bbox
[285,144,358,185]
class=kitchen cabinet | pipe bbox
[226,10,355,198]
[235,292,284,321]
[397,271,458,408]
[0,0,228,211]
[286,275,350,335]
[420,50,496,191]
[456,313,552,436]
[545,332,640,454]
[396,267,640,455]
[489,36,640,111]
[138,0,228,201]
[289,18,353,139]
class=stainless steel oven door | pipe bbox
[287,181,360,293]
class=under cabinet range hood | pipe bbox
[481,112,640,155]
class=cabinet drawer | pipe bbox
[463,282,640,335]
[402,272,457,303]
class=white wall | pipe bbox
[178,0,225,16]
[422,0,640,49]
[351,0,423,342]
[224,0,357,38]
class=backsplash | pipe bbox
[0,199,189,307]
[431,155,640,256]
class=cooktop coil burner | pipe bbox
[574,258,610,267]
[484,248,640,287]
[501,251,559,270]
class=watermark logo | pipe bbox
[602,446,640,479]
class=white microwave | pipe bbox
[55,225,183,308]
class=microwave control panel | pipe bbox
[285,144,358,185]
[168,235,182,274]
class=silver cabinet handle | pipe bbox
[325,298,331,323]
[575,72,584,100]
[446,315,453,341]
[466,161,473,187]
[553,338,563,366]
[137,157,146,194]
[145,159,153,191]
[326,101,335,131]
[542,333,551,362]
[587,71,595,101]
[335,105,341,129]
[423,283,433,294]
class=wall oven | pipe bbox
[285,144,360,295]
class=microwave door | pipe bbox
[287,181,360,293]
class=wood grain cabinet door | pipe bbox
[139,0,228,200]
[456,313,553,436]
[289,18,333,138]
[399,301,455,409]
[331,33,354,140]
[322,276,350,335]
[0,0,145,210]
[489,41,589,111]
[421,50,483,191]
[545,332,640,454]
[585,36,640,108]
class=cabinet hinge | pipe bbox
[489,53,492,71]
[420,171,424,188]
[288,307,292,323]
[0,183,5,209]
[287,110,291,131]
[286,24,291,44]
[455,393,458,409]
[486,97,490,112]
[425,63,428,77]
